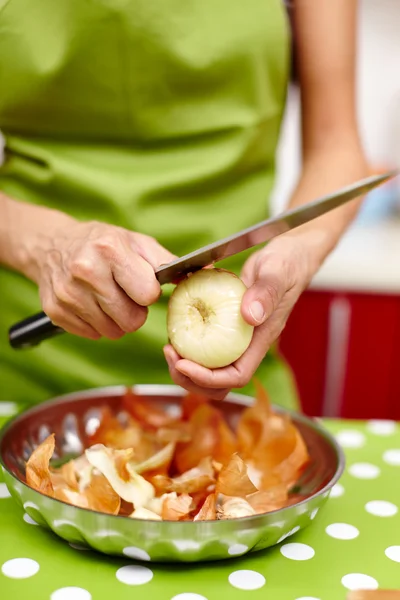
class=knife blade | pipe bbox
[8,170,397,349]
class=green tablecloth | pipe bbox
[1,403,399,600]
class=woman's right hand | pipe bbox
[27,216,176,341]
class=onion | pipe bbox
[85,444,155,507]
[217,495,256,519]
[167,269,254,369]
[130,507,162,521]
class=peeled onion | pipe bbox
[167,269,254,369]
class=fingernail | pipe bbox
[249,300,265,323]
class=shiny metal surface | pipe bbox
[156,171,397,283]
[0,385,344,562]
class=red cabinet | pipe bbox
[278,289,400,419]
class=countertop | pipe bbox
[1,404,400,599]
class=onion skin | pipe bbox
[167,268,254,369]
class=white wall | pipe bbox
[271,0,400,214]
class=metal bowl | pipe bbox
[0,384,344,563]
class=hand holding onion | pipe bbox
[165,233,321,398]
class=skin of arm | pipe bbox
[164,0,370,397]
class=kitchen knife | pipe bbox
[8,170,397,349]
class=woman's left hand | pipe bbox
[163,229,323,399]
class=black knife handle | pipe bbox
[8,312,65,349]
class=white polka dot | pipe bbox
[341,573,378,591]
[69,543,89,551]
[0,483,11,498]
[23,513,38,526]
[365,500,398,517]
[173,540,200,551]
[277,526,300,544]
[336,430,365,448]
[23,501,40,511]
[325,523,359,540]
[270,520,286,530]
[13,483,23,497]
[171,595,208,600]
[1,558,40,579]
[348,463,380,479]
[383,449,400,466]
[51,587,92,600]
[116,565,153,585]
[296,504,309,516]
[367,420,396,436]
[53,519,76,529]
[228,544,249,556]
[280,543,315,561]
[93,529,122,539]
[330,483,345,498]
[228,570,266,591]
[0,402,18,416]
[310,509,319,520]
[123,547,151,562]
[385,546,400,563]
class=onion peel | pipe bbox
[216,454,257,498]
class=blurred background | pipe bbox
[1,1,398,422]
[274,0,400,420]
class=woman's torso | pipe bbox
[0,0,298,409]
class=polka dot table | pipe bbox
[1,406,400,600]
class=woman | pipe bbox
[0,0,367,409]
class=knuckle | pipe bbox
[93,234,118,255]
[134,232,157,247]
[258,277,281,312]
[70,257,96,281]
[52,280,73,306]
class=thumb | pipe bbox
[241,273,285,327]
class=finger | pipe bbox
[66,246,149,332]
[69,234,164,308]
[131,233,177,270]
[175,358,243,389]
[163,346,230,400]
[174,319,278,389]
[241,254,289,327]
[73,298,126,339]
[41,289,101,340]
[111,249,162,307]
[51,275,126,339]
[95,288,148,333]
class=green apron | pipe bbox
[0,0,299,410]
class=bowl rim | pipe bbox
[0,384,345,525]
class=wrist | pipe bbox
[283,149,370,271]
[283,223,338,276]
[0,193,76,282]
